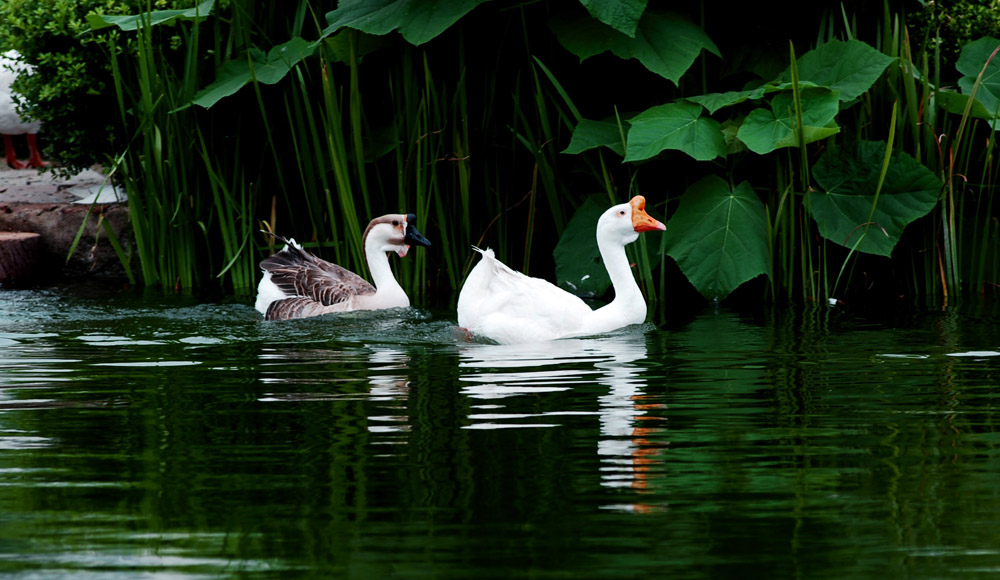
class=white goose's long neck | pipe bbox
[366,246,407,303]
[588,233,646,330]
[599,235,643,307]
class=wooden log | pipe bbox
[0,231,41,283]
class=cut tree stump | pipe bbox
[0,231,41,284]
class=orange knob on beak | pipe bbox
[630,196,666,232]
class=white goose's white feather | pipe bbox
[0,51,39,134]
[457,247,595,343]
[457,196,664,344]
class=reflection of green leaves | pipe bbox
[554,195,613,297]
[957,37,1000,117]
[580,0,647,37]
[185,38,319,110]
[808,141,941,257]
[323,0,494,46]
[88,0,214,30]
[625,101,725,161]
[564,119,625,156]
[780,39,895,102]
[737,87,840,154]
[664,177,770,301]
[551,10,719,85]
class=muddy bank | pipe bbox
[0,165,130,284]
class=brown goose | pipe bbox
[255,214,431,320]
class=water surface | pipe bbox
[0,284,998,578]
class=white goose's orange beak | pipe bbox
[630,196,666,232]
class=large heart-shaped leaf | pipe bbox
[184,38,319,110]
[956,37,1000,117]
[554,195,613,297]
[323,0,494,46]
[737,87,840,154]
[554,194,663,297]
[563,119,626,157]
[551,10,719,85]
[779,39,896,102]
[935,89,996,120]
[685,89,758,115]
[580,0,648,37]
[807,141,941,257]
[625,101,725,161]
[684,81,819,114]
[664,176,770,301]
[88,0,214,30]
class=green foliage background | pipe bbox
[1,0,998,314]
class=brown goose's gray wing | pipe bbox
[265,297,337,321]
[260,239,375,306]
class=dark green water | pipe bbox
[1,285,999,579]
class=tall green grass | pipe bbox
[101,1,261,292]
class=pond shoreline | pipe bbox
[0,163,129,284]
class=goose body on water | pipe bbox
[255,214,431,321]
[457,196,665,344]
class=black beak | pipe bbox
[404,214,431,247]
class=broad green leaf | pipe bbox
[551,10,720,85]
[807,141,941,257]
[249,37,318,84]
[554,195,613,297]
[778,39,895,102]
[580,0,648,37]
[323,0,493,46]
[88,0,214,31]
[324,31,394,63]
[554,194,661,297]
[664,176,770,301]
[685,89,757,115]
[720,119,747,155]
[935,89,996,120]
[187,58,255,110]
[186,38,319,110]
[563,119,626,157]
[956,37,1000,117]
[737,87,840,154]
[625,101,725,161]
[683,82,819,114]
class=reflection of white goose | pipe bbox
[365,347,413,435]
[0,51,45,169]
[459,335,665,507]
[459,338,610,400]
[367,347,410,400]
[593,338,653,492]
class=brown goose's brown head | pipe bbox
[362,213,431,257]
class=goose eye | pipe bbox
[618,210,626,216]
[392,220,400,226]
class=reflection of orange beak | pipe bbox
[630,196,666,232]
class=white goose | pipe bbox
[457,195,665,344]
[0,51,45,169]
[255,214,431,320]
